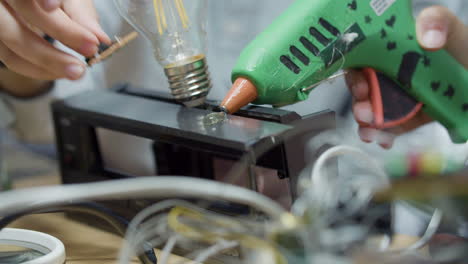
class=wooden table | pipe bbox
[9,174,188,264]
[8,174,422,263]
[12,213,142,264]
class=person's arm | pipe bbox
[0,0,110,143]
[346,6,468,148]
[0,69,53,98]
[0,61,108,144]
[0,0,110,82]
[0,69,56,144]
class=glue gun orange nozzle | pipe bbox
[220,77,258,114]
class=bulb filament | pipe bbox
[153,0,190,35]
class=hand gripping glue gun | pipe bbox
[220,0,468,143]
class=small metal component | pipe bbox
[164,56,212,107]
[87,31,139,67]
[85,43,109,65]
[219,106,229,114]
[300,70,349,93]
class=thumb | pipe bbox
[416,6,468,68]
[38,0,63,11]
[64,0,112,45]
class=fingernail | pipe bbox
[86,21,112,45]
[99,30,112,45]
[356,107,373,123]
[95,26,112,44]
[380,143,392,149]
[378,133,395,149]
[422,29,446,49]
[80,41,98,57]
[42,0,61,11]
[360,128,378,143]
[65,64,85,80]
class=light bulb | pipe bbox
[114,0,211,107]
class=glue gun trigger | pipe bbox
[360,68,423,130]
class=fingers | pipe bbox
[345,69,369,101]
[6,0,99,57]
[39,0,111,45]
[0,42,58,80]
[63,0,111,45]
[344,7,462,149]
[359,128,395,149]
[347,70,397,149]
[357,112,432,149]
[346,70,374,124]
[353,101,373,124]
[353,99,395,149]
[38,0,63,12]
[0,2,86,80]
[416,6,468,67]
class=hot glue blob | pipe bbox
[203,112,227,126]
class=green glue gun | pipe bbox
[220,0,468,143]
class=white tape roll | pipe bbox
[0,228,66,264]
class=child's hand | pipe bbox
[0,0,110,81]
[346,6,468,148]
[37,0,64,11]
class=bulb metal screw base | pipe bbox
[164,57,212,107]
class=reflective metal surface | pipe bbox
[164,57,212,107]
[60,90,293,152]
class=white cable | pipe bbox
[0,176,286,221]
[192,240,239,264]
[160,235,179,264]
[125,219,170,264]
[302,146,389,213]
[0,177,285,264]
[387,209,443,254]
[123,200,240,264]
[128,200,194,241]
[132,215,170,251]
[122,199,261,264]
[292,144,390,243]
[120,200,199,264]
[311,145,388,187]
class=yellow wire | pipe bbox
[159,0,167,31]
[174,0,183,27]
[167,206,287,264]
[174,0,189,29]
[179,0,190,28]
[154,0,190,35]
[153,0,163,35]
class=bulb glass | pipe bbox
[114,0,208,67]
